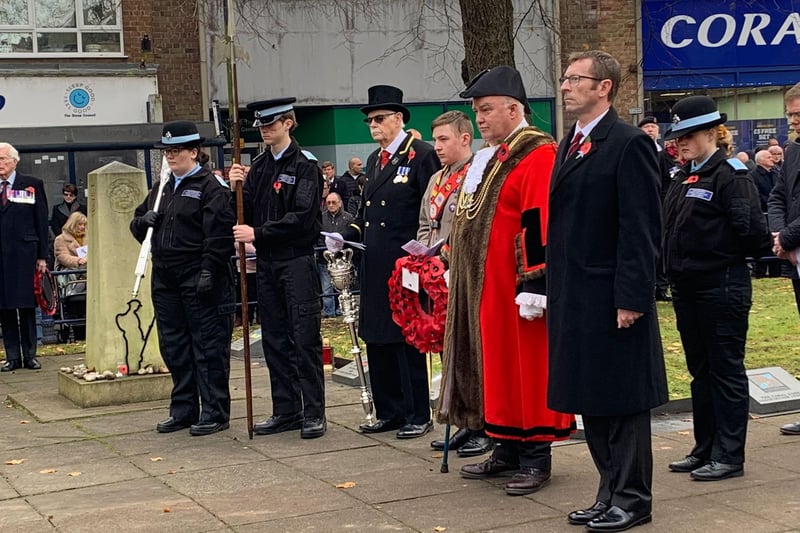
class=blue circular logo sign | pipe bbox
[0,95,5,110]
[68,88,91,109]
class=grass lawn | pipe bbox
[322,277,800,400]
[4,278,797,401]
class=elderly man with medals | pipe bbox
[436,66,575,496]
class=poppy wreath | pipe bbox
[388,255,448,353]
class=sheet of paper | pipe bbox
[76,245,88,258]
[320,231,366,251]
[401,238,445,257]
[402,268,420,293]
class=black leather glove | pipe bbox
[140,210,162,228]
[197,269,215,304]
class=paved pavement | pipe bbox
[2,353,800,532]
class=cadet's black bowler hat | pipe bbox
[638,116,658,127]
[154,120,204,149]
[460,65,531,114]
[247,97,297,127]
[360,85,411,123]
[664,96,727,141]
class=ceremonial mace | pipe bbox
[323,249,375,426]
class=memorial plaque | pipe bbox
[747,366,800,414]
[230,328,265,361]
[332,359,370,387]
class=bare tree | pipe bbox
[459,0,516,83]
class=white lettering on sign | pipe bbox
[662,12,800,49]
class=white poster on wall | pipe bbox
[0,75,158,127]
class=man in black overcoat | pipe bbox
[330,85,440,439]
[0,142,49,371]
[546,51,668,532]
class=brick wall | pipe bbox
[558,0,642,132]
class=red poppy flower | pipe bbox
[496,143,510,162]
[25,186,35,193]
[683,175,699,184]
[578,142,592,156]
[273,181,282,192]
[407,149,416,162]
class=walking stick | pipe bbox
[225,0,253,439]
[440,423,451,473]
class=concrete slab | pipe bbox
[122,440,267,476]
[26,478,224,533]
[0,498,54,531]
[0,420,88,451]
[236,506,415,532]
[649,494,789,532]
[0,477,19,501]
[70,409,165,437]
[338,465,472,504]
[241,421,379,460]
[703,478,800,529]
[281,444,435,482]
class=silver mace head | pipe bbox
[323,248,355,291]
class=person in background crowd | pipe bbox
[769,82,800,438]
[769,145,784,172]
[768,137,780,147]
[320,161,350,209]
[230,97,327,440]
[346,173,366,217]
[663,95,770,481]
[329,84,440,439]
[130,121,235,436]
[49,183,86,238]
[318,192,352,318]
[54,211,87,271]
[439,67,575,497]
[638,116,675,302]
[736,151,756,171]
[749,150,781,278]
[547,51,667,531]
[341,157,364,198]
[0,142,48,372]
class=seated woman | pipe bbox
[54,211,87,272]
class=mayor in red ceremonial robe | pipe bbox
[437,66,575,497]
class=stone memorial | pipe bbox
[747,366,800,414]
[58,161,171,407]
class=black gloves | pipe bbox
[140,210,162,228]
[197,269,215,304]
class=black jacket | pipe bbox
[241,140,322,261]
[50,200,87,237]
[663,150,770,278]
[748,165,779,212]
[768,138,800,251]
[131,166,235,272]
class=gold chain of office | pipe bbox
[456,129,546,220]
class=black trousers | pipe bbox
[0,307,36,362]
[671,263,751,465]
[583,411,653,514]
[493,439,552,470]
[257,255,325,419]
[366,342,430,425]
[792,279,800,317]
[152,263,233,425]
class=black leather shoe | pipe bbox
[586,506,652,532]
[780,422,800,435]
[431,427,470,450]
[668,455,706,472]
[156,417,193,433]
[301,417,327,439]
[23,358,41,370]
[1,360,22,372]
[359,418,405,434]
[189,421,229,436]
[457,435,494,457]
[460,455,519,479]
[396,421,433,439]
[504,466,551,495]
[690,461,743,481]
[568,501,609,525]
[253,412,303,435]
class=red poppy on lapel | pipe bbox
[273,182,282,192]
[496,143,510,162]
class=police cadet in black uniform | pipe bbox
[329,85,440,439]
[229,97,327,440]
[130,120,236,436]
[662,96,770,481]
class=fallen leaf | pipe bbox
[55,347,65,354]
[67,471,81,477]
[163,507,171,513]
[5,459,26,465]
[431,453,443,459]
[19,420,30,424]
[658,446,673,450]
[434,527,447,532]
[677,431,690,436]
[39,468,57,474]
[150,457,164,462]
[335,481,357,489]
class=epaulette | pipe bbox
[215,175,230,189]
[301,149,318,162]
[726,158,749,172]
